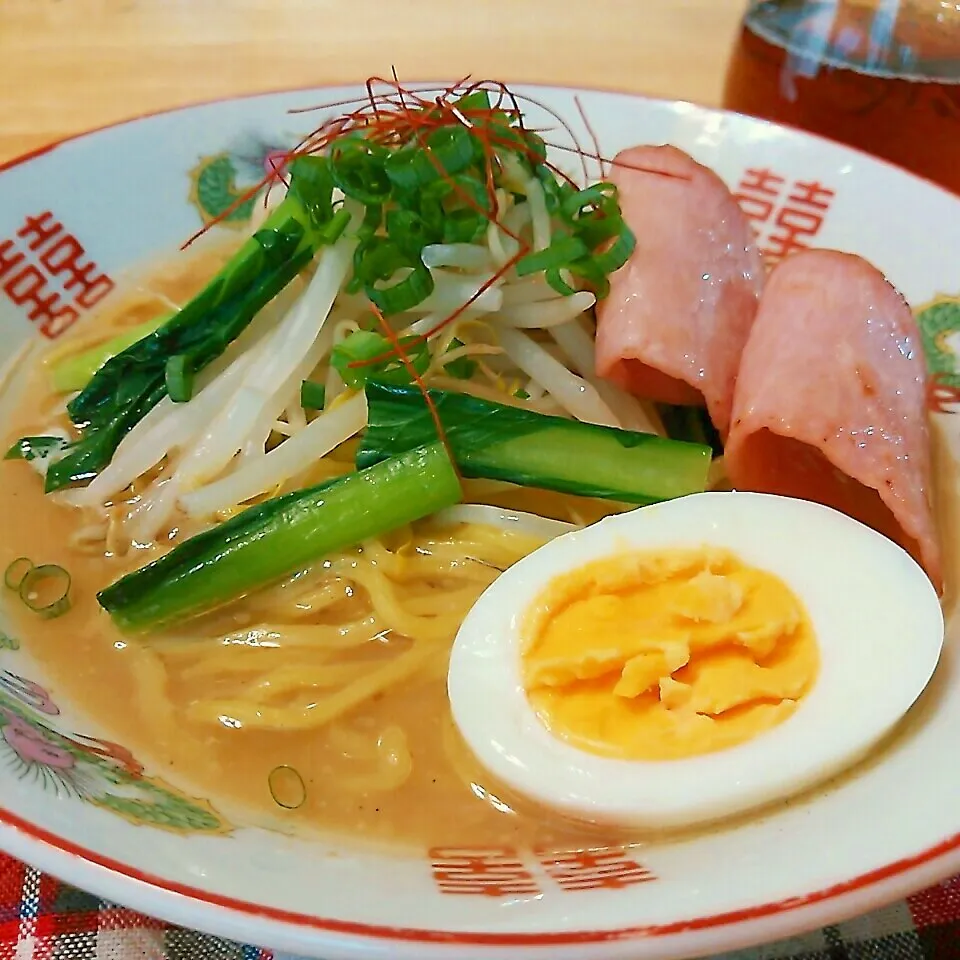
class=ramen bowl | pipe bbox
[1,84,960,960]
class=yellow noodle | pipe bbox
[398,585,493,617]
[189,639,436,731]
[358,538,496,583]
[2,224,674,830]
[160,620,383,668]
[428,374,540,409]
[170,641,328,680]
[326,723,414,792]
[245,577,350,620]
[331,561,465,642]
[176,653,289,682]
[426,343,503,379]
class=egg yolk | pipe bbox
[521,548,819,761]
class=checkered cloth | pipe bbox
[1,854,959,960]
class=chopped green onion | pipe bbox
[592,226,637,275]
[423,125,478,178]
[330,330,429,389]
[443,174,493,212]
[486,120,532,162]
[544,268,578,297]
[416,191,445,234]
[4,436,68,464]
[441,210,485,244]
[300,380,327,411]
[332,331,396,388]
[386,209,442,258]
[536,165,575,214]
[523,132,548,167]
[384,125,478,196]
[366,259,434,315]
[331,332,475,390]
[384,147,444,193]
[575,212,624,250]
[4,557,34,591]
[355,232,437,312]
[358,203,383,240]
[454,89,492,113]
[567,257,611,300]
[18,564,71,619]
[354,236,410,285]
[560,183,633,262]
[268,765,307,810]
[317,207,352,246]
[516,236,589,278]
[164,355,195,404]
[329,141,391,206]
[561,183,619,223]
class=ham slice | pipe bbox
[726,249,942,591]
[595,145,764,437]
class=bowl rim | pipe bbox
[3,799,960,950]
[3,79,960,956]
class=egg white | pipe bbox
[447,491,944,830]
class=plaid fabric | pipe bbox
[1,854,959,959]
[0,855,272,960]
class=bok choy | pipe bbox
[357,382,712,504]
[97,442,461,632]
[35,156,339,493]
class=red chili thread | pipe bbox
[575,95,606,180]
[179,76,685,266]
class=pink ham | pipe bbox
[595,145,764,437]
[726,249,942,591]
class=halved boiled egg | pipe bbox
[447,492,944,830]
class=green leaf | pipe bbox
[5,436,68,463]
[300,380,327,410]
[45,169,335,492]
[48,315,170,394]
[195,154,257,224]
[330,331,429,390]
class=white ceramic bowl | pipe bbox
[2,83,960,960]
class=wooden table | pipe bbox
[0,0,745,167]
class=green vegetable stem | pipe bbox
[98,442,462,632]
[38,155,339,494]
[358,382,712,504]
